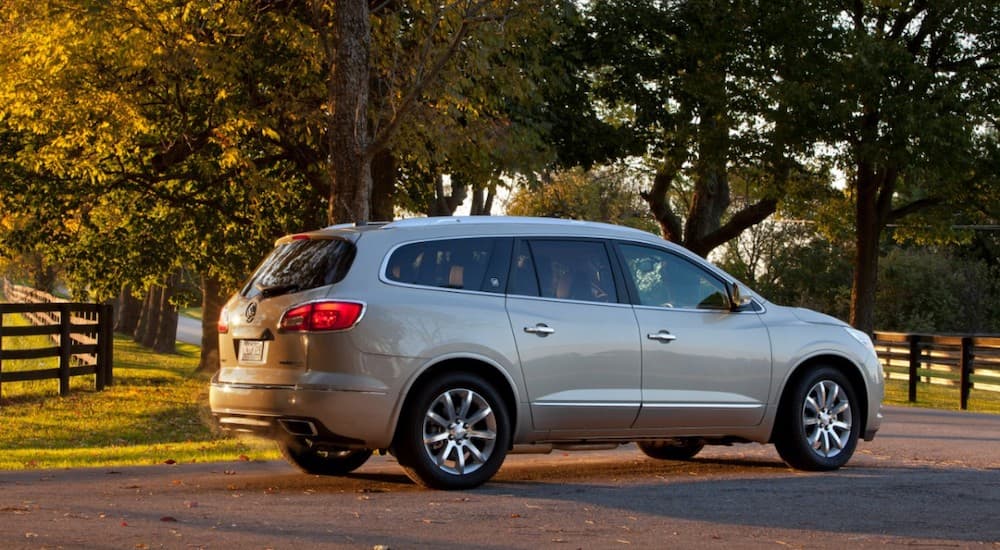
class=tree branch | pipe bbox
[368,2,512,155]
[640,165,684,243]
[886,196,943,223]
[687,198,778,258]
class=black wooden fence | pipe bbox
[874,331,1000,410]
[0,282,113,400]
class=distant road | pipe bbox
[176,314,201,346]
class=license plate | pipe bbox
[238,340,265,363]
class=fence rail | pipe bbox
[1,279,113,400]
[874,331,1000,410]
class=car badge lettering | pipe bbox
[245,302,258,324]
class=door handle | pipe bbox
[647,331,677,343]
[524,324,555,336]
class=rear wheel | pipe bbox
[394,372,511,490]
[637,438,705,461]
[774,366,860,471]
[278,439,372,475]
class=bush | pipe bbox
[875,247,1000,333]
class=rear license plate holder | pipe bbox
[238,340,265,363]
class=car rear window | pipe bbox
[240,238,356,299]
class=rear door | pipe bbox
[506,239,642,432]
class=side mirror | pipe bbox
[728,283,753,311]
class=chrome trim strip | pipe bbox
[533,402,641,407]
[641,403,764,409]
[212,381,385,395]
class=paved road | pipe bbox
[1,406,998,549]
[177,315,201,346]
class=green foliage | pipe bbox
[718,220,853,321]
[719,218,1000,333]
[574,0,839,254]
[0,0,325,302]
[506,165,658,233]
[875,247,1000,334]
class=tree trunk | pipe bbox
[370,147,396,221]
[152,275,178,354]
[684,110,731,255]
[428,172,467,216]
[329,0,373,224]
[849,157,897,335]
[134,286,160,348]
[850,171,880,335]
[470,185,494,216]
[114,285,142,335]
[197,274,225,373]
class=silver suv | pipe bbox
[210,216,883,489]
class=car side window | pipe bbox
[386,238,506,292]
[513,239,617,303]
[619,244,730,310]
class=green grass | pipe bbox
[883,376,1000,414]
[0,329,278,470]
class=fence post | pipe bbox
[0,308,5,401]
[100,303,114,388]
[58,303,71,396]
[907,334,921,402]
[960,337,973,411]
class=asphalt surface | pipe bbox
[176,315,201,346]
[1,406,998,549]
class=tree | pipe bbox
[580,0,833,257]
[0,0,570,371]
[814,1,1000,334]
[0,0,324,369]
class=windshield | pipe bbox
[240,238,356,299]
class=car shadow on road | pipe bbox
[483,462,999,542]
[185,449,1000,542]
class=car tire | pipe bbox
[278,439,373,475]
[637,438,705,461]
[774,366,860,471]
[394,372,511,490]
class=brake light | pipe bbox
[280,301,364,332]
[218,306,229,333]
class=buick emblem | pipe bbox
[244,302,258,323]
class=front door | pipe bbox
[617,243,772,429]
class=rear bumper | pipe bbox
[209,375,396,449]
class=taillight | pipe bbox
[279,301,364,332]
[218,306,229,333]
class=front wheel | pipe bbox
[278,439,372,476]
[394,372,511,490]
[774,367,860,471]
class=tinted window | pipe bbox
[517,240,617,303]
[386,238,505,292]
[619,244,730,310]
[241,238,356,299]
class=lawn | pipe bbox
[0,315,278,470]
[883,376,1000,414]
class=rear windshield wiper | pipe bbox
[255,283,300,298]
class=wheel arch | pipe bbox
[390,355,520,450]
[770,353,869,444]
